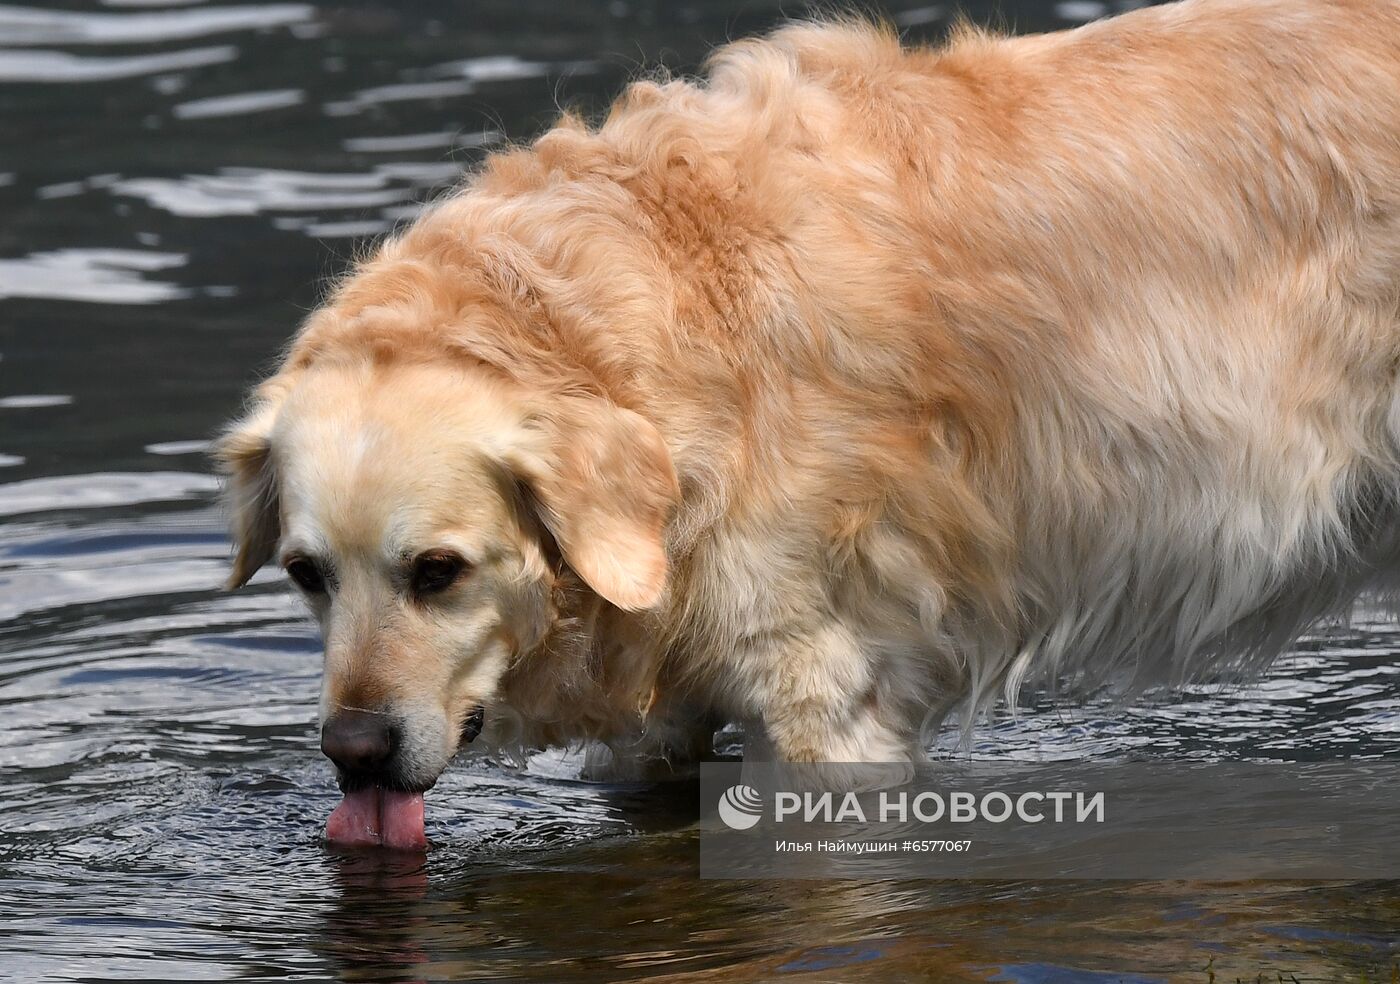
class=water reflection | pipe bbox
[113,168,413,218]
[0,44,238,83]
[0,248,186,303]
[173,88,306,120]
[0,4,314,46]
[322,851,431,982]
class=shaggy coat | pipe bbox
[221,0,1400,772]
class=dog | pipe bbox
[218,0,1400,848]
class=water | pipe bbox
[1,1,1398,980]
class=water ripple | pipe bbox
[111,168,412,218]
[0,4,314,45]
[172,87,305,120]
[0,471,218,517]
[0,43,236,82]
[0,249,186,303]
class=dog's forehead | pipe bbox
[273,363,507,554]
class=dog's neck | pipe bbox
[497,565,665,752]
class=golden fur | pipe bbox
[220,0,1400,775]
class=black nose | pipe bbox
[321,710,396,773]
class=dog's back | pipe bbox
[621,0,1400,744]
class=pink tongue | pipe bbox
[326,787,426,851]
[380,790,426,850]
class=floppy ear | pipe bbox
[501,399,680,611]
[213,404,281,589]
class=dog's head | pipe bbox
[217,359,678,816]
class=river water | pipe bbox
[2,1,1398,981]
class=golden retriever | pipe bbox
[218,0,1400,848]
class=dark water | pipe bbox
[2,1,1399,981]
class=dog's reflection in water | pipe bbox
[321,847,430,983]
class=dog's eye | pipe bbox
[411,552,468,596]
[285,558,327,594]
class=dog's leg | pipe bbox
[750,620,916,764]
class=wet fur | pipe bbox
[220,0,1400,768]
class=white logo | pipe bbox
[718,784,764,830]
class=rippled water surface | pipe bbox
[3,1,1399,981]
